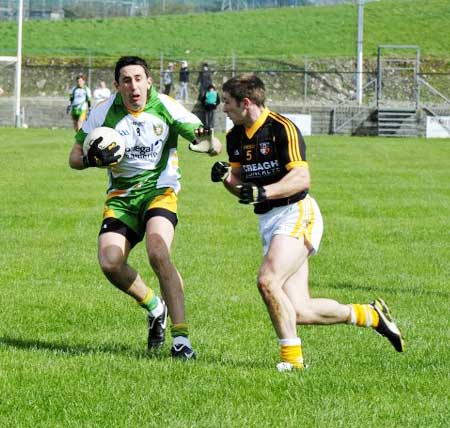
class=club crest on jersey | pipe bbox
[259,141,271,155]
[153,123,164,136]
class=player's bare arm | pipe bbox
[224,166,242,197]
[263,166,310,200]
[68,142,85,170]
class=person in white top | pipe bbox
[93,80,111,105]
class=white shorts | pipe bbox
[258,195,324,256]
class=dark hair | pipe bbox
[77,73,86,80]
[222,74,265,106]
[114,56,150,83]
[207,84,216,90]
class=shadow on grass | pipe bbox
[0,336,271,369]
[0,335,158,360]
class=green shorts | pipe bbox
[101,186,178,246]
[71,104,87,120]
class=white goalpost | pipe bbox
[0,56,17,125]
[0,0,23,127]
[15,0,23,127]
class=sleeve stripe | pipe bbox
[269,112,302,162]
[283,115,301,161]
[270,112,296,161]
[286,161,308,171]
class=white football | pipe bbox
[83,126,125,166]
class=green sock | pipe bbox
[171,323,189,338]
[138,290,159,313]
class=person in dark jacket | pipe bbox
[196,62,212,100]
[178,60,190,103]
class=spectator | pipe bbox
[163,62,174,95]
[196,62,212,100]
[178,60,189,103]
[201,84,220,129]
[93,80,111,105]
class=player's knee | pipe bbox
[257,271,276,300]
[99,249,125,276]
[147,246,170,274]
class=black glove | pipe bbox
[211,161,231,182]
[83,137,121,168]
[237,183,267,204]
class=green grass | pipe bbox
[1,129,450,427]
[0,0,449,61]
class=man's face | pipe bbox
[222,92,246,126]
[114,64,151,112]
[77,77,85,87]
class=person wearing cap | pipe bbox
[178,60,190,103]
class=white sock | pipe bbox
[349,306,356,325]
[173,336,191,348]
[279,337,301,346]
[149,298,164,318]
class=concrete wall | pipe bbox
[1,96,448,137]
[0,96,342,134]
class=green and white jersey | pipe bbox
[70,86,91,112]
[75,86,202,194]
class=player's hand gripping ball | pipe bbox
[83,127,125,168]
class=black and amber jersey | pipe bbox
[226,108,309,213]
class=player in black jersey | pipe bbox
[211,74,404,371]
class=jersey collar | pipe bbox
[245,107,270,139]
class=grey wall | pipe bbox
[0,96,345,134]
[1,96,447,137]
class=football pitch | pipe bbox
[1,128,449,428]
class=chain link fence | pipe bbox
[0,56,379,103]
[1,54,449,133]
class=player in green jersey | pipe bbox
[68,56,221,360]
[68,73,91,131]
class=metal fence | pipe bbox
[1,54,449,134]
[1,55,449,103]
[0,56,379,103]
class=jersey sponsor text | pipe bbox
[242,160,280,178]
